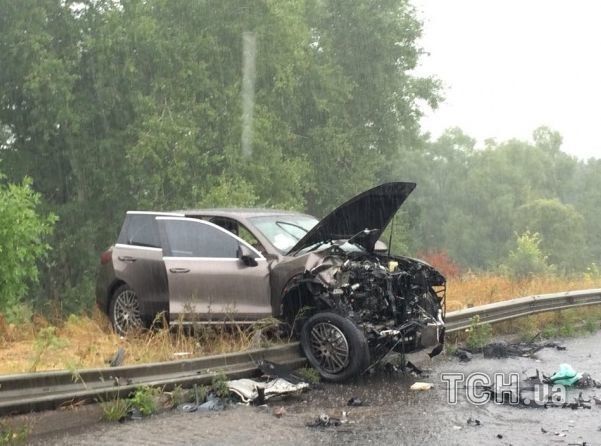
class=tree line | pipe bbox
[0,0,598,314]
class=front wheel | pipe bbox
[109,285,143,335]
[300,312,369,382]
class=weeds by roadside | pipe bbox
[129,386,159,416]
[0,422,29,445]
[100,396,130,422]
[0,274,600,374]
[465,316,493,351]
[295,367,321,384]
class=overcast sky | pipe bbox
[412,0,601,160]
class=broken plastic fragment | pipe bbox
[410,382,433,391]
[550,364,582,386]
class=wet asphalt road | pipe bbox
[37,331,601,446]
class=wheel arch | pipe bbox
[107,279,127,313]
[280,275,333,331]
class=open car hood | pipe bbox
[287,182,416,254]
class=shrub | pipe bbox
[130,386,159,416]
[500,231,552,280]
[0,176,56,311]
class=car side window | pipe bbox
[117,214,161,248]
[206,217,266,254]
[161,219,239,258]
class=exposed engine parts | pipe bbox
[289,247,446,357]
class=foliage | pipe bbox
[416,250,462,279]
[0,0,439,311]
[0,422,29,445]
[2,0,601,316]
[465,315,492,351]
[513,199,585,272]
[501,232,552,280]
[129,386,159,416]
[100,397,130,422]
[29,326,68,372]
[211,372,230,399]
[295,367,321,384]
[0,176,55,311]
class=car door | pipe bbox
[113,212,175,322]
[156,217,272,323]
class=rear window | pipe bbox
[117,214,161,248]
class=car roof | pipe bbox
[177,208,314,220]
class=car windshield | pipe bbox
[249,215,319,253]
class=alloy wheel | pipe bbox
[113,289,142,334]
[309,322,350,374]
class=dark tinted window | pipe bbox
[162,220,239,258]
[117,214,161,248]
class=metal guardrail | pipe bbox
[444,288,601,333]
[0,342,305,416]
[1,288,600,416]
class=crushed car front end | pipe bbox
[271,182,446,381]
[304,248,445,357]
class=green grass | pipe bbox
[130,386,159,416]
[100,397,130,422]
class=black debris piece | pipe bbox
[120,406,143,422]
[576,373,601,389]
[454,348,472,362]
[347,397,367,407]
[108,347,126,367]
[306,413,342,428]
[467,417,481,426]
[496,434,503,439]
[481,340,567,359]
[257,360,303,384]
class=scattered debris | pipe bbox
[227,377,309,404]
[273,406,286,418]
[550,364,582,386]
[197,394,226,412]
[347,397,367,407]
[454,348,472,362]
[410,382,433,391]
[306,412,348,428]
[496,434,503,439]
[467,417,481,426]
[122,406,143,421]
[258,360,305,384]
[482,340,566,359]
[592,396,601,405]
[541,427,547,434]
[108,347,125,367]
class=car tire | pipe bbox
[300,312,369,382]
[109,284,144,335]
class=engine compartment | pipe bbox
[303,248,446,354]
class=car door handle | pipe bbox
[169,267,190,273]
[118,256,137,262]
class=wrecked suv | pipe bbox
[96,182,446,381]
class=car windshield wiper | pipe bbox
[275,220,308,241]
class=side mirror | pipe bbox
[237,244,258,267]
